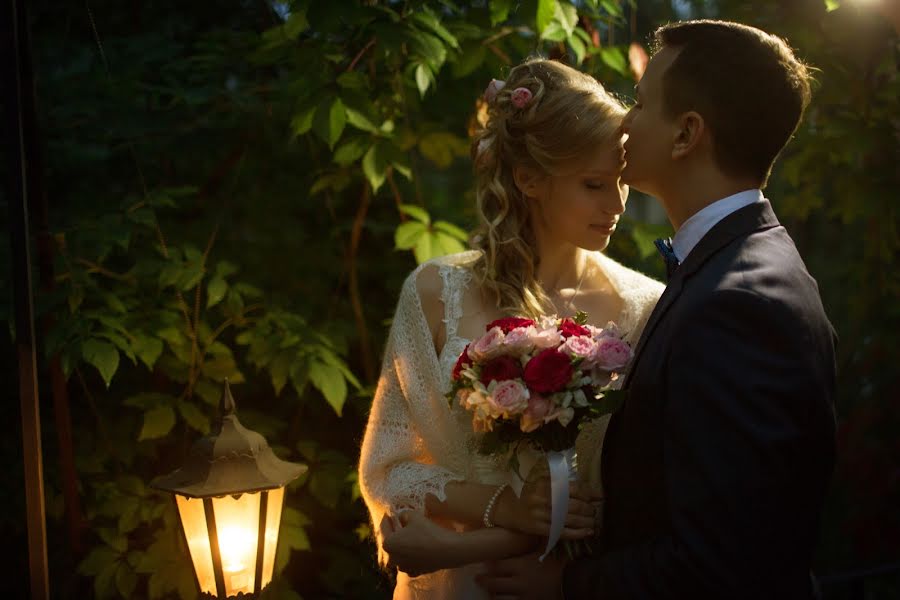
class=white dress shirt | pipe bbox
[671,189,765,262]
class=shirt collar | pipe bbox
[671,189,764,262]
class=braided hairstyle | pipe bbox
[472,58,627,319]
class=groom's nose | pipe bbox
[621,109,635,134]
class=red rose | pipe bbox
[523,348,574,394]
[485,317,535,334]
[559,318,590,338]
[452,343,472,380]
[479,355,523,386]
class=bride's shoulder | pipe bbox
[400,250,482,327]
[403,250,482,294]
[594,253,665,302]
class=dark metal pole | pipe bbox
[2,0,50,597]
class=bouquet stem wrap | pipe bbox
[539,447,577,562]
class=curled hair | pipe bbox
[472,58,627,318]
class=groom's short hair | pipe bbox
[654,20,812,186]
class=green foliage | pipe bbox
[8,0,894,597]
[13,0,642,597]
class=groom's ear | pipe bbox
[671,111,705,161]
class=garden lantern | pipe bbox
[152,381,306,598]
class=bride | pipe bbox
[358,58,663,599]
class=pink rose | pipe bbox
[503,326,537,354]
[530,327,562,349]
[596,321,622,339]
[520,393,552,433]
[562,335,596,360]
[488,379,530,418]
[592,337,633,371]
[469,326,506,361]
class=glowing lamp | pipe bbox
[152,381,306,598]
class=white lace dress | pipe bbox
[358,251,663,600]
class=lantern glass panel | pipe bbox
[261,487,285,588]
[175,495,216,595]
[211,492,261,596]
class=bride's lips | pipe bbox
[590,222,618,234]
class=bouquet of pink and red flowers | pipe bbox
[447,312,633,455]
[447,312,633,560]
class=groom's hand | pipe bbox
[496,474,599,540]
[476,552,566,599]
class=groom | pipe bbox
[478,20,837,599]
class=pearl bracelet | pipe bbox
[482,483,508,528]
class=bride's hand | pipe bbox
[494,475,598,540]
[381,511,457,577]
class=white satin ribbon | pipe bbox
[539,447,577,561]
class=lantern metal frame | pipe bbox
[152,381,306,599]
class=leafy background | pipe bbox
[1,0,897,598]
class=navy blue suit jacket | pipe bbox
[563,200,837,599]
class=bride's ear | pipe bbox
[513,165,546,199]
[671,111,705,160]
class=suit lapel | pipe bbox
[623,200,782,388]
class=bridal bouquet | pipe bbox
[446,312,633,559]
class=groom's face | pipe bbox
[621,46,680,196]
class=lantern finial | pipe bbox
[220,378,236,416]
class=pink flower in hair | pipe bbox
[510,87,533,109]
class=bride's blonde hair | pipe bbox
[472,58,627,319]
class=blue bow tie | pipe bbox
[654,237,680,280]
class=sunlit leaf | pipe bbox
[312,97,346,149]
[362,144,388,192]
[308,360,347,415]
[290,104,317,137]
[433,220,469,241]
[82,338,120,388]
[333,137,370,166]
[139,405,176,440]
[345,107,379,133]
[490,0,514,25]
[394,221,427,250]
[536,0,557,34]
[398,204,431,224]
[206,276,227,308]
[413,230,434,264]
[413,10,459,49]
[415,63,432,97]
[599,47,628,76]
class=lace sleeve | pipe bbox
[358,264,467,562]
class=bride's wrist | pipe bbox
[490,486,518,530]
